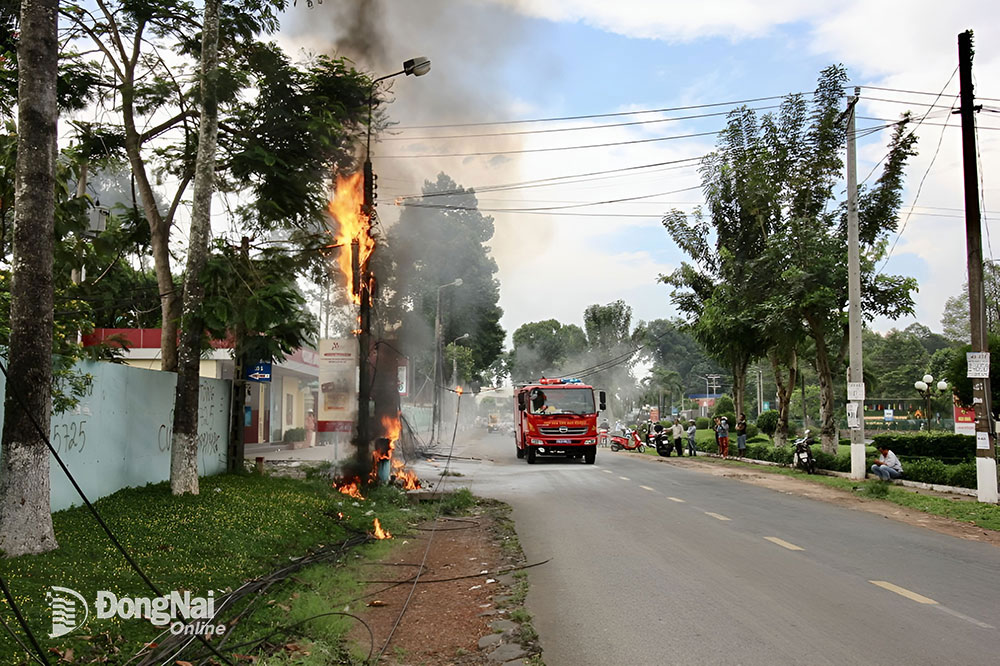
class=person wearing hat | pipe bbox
[717,416,730,457]
[870,443,903,481]
[686,419,698,457]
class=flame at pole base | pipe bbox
[336,479,365,500]
[372,518,392,539]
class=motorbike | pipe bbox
[609,427,646,453]
[793,430,816,474]
[609,422,671,455]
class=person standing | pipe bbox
[717,417,730,458]
[713,416,721,453]
[735,413,748,458]
[870,443,904,481]
[686,419,698,456]
[671,419,684,456]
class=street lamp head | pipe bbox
[456,333,470,341]
[451,277,463,287]
[403,57,431,77]
[914,380,928,392]
[937,380,949,392]
[922,374,934,384]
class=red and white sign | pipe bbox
[318,338,356,433]
[954,401,976,436]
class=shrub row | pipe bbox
[900,459,977,489]
[871,432,975,463]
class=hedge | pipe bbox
[696,417,711,430]
[871,432,975,463]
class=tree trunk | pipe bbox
[769,349,797,448]
[0,0,59,557]
[120,58,179,371]
[170,0,220,494]
[808,318,839,454]
[731,359,748,420]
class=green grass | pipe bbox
[687,455,1000,532]
[0,474,452,665]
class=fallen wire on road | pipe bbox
[361,558,552,585]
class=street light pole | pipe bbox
[432,278,462,445]
[914,374,948,432]
[355,57,430,454]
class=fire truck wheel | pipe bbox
[526,446,537,464]
[516,443,525,459]
[584,447,596,464]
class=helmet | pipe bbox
[721,417,728,422]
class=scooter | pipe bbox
[793,430,816,474]
[609,427,646,453]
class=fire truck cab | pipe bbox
[514,378,606,464]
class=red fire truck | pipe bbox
[514,378,606,464]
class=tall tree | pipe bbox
[0,0,59,556]
[509,319,587,382]
[939,262,1000,343]
[170,0,220,495]
[376,173,505,385]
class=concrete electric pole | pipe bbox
[845,89,867,480]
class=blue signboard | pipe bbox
[246,361,272,382]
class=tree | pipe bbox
[509,319,587,382]
[170,0,220,495]
[0,0,59,556]
[947,334,1000,420]
[376,173,505,385]
[939,262,1000,343]
[581,300,640,410]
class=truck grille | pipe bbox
[539,426,588,436]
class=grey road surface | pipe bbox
[413,430,1000,666]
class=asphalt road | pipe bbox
[415,430,1000,666]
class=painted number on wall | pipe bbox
[52,420,87,454]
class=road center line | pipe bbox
[602,469,613,474]
[619,476,631,481]
[764,536,804,551]
[667,497,686,503]
[869,580,937,605]
[639,485,657,492]
[704,512,731,521]
[933,604,995,629]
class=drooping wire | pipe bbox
[0,574,49,665]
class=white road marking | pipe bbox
[639,485,657,492]
[764,536,804,551]
[667,497,686,503]
[602,469,613,474]
[704,512,731,521]
[934,605,995,629]
[619,476,631,481]
[869,580,937,605]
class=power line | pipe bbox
[391,93,811,130]
[399,185,702,214]
[859,83,1000,102]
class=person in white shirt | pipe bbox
[671,419,684,456]
[870,444,903,480]
[686,420,697,456]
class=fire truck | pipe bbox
[514,378,606,464]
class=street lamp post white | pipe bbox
[432,278,463,445]
[914,374,949,431]
[355,57,430,452]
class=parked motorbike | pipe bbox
[793,430,816,474]
[609,427,646,453]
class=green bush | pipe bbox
[901,458,950,485]
[813,451,851,472]
[871,432,975,463]
[746,423,759,439]
[713,394,735,416]
[756,410,779,439]
[696,416,711,430]
[948,461,978,489]
[283,427,307,443]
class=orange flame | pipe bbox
[368,412,421,490]
[372,518,392,539]
[327,172,373,305]
[336,480,364,500]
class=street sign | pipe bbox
[246,361,272,382]
[846,403,861,429]
[884,408,894,422]
[967,352,990,378]
[847,382,865,401]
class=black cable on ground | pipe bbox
[362,558,553,585]
[0,574,48,665]
[0,359,234,666]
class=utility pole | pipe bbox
[958,30,998,503]
[846,89,867,480]
[756,365,764,417]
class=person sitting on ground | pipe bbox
[870,443,904,481]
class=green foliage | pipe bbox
[283,427,306,443]
[746,423,759,439]
[696,416,711,430]
[871,432,975,463]
[442,487,476,515]
[813,450,851,472]
[947,334,1000,418]
[947,461,978,489]
[713,394,734,416]
[901,458,950,485]
[756,410,779,438]
[510,319,588,382]
[860,481,891,499]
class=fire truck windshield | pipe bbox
[529,387,595,415]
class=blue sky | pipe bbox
[280,0,1000,343]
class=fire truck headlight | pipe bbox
[530,438,543,445]
[584,439,596,445]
